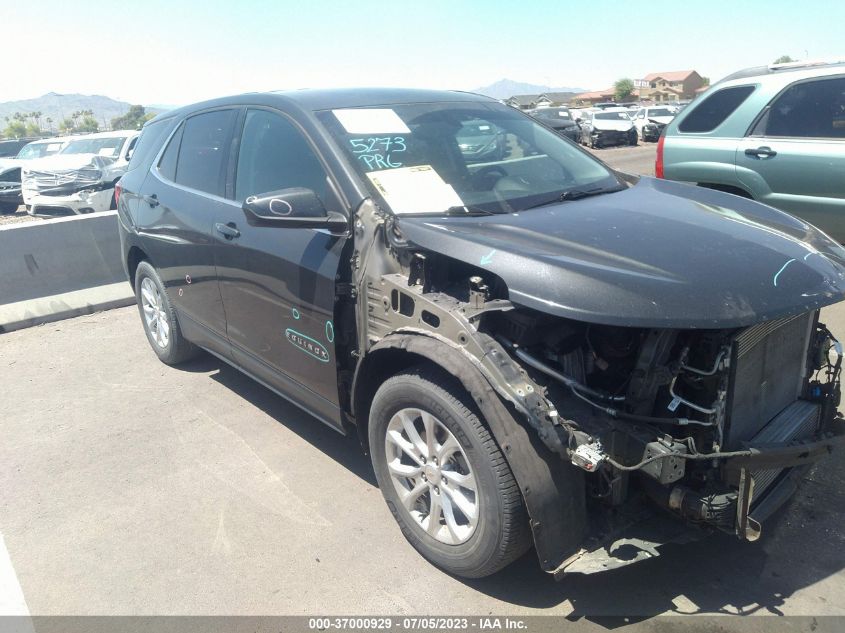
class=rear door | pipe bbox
[136,108,239,353]
[736,76,845,238]
[213,107,349,431]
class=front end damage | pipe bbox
[348,197,845,577]
[22,154,120,216]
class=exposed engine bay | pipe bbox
[349,199,845,575]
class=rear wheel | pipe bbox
[134,261,199,365]
[369,368,531,578]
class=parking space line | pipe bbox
[0,533,30,618]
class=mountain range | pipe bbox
[0,93,164,130]
[470,79,587,100]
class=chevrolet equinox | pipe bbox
[118,88,845,579]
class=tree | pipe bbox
[701,76,711,86]
[77,116,99,134]
[774,55,794,64]
[46,117,54,133]
[59,118,75,134]
[111,105,155,130]
[3,120,27,138]
[25,122,41,136]
[614,78,635,102]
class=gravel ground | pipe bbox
[0,206,42,226]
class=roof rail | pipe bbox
[768,58,845,71]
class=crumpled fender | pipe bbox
[355,332,586,572]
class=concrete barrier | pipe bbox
[0,212,134,333]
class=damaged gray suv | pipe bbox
[117,88,845,579]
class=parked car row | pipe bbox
[0,130,139,215]
[526,103,678,149]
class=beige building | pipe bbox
[635,70,706,102]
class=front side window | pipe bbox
[754,77,845,139]
[318,102,620,216]
[234,109,329,202]
[678,85,755,133]
[174,109,237,196]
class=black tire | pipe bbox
[0,202,18,215]
[369,367,531,578]
[134,260,199,365]
[629,131,638,146]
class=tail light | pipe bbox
[113,180,123,206]
[655,134,665,178]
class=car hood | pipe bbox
[395,177,845,328]
[591,119,634,132]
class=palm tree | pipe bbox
[46,117,54,133]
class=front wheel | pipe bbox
[369,368,531,578]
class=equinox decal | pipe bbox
[285,328,330,363]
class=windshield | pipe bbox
[594,112,631,120]
[61,137,127,158]
[318,102,620,215]
[537,109,571,120]
[647,108,674,117]
[16,141,64,160]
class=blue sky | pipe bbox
[3,0,843,105]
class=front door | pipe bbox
[214,108,348,430]
[736,75,845,240]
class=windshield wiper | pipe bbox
[443,205,497,216]
[521,185,625,211]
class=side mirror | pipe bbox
[242,187,347,231]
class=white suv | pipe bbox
[22,130,140,216]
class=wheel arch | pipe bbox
[697,182,754,199]
[126,245,152,288]
[352,332,587,572]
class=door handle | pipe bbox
[142,194,159,207]
[745,146,777,158]
[215,222,240,240]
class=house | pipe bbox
[570,88,639,106]
[538,91,579,106]
[637,70,706,102]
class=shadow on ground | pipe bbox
[184,353,845,619]
[191,355,377,486]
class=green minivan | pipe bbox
[658,60,845,240]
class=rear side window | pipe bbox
[158,124,183,181]
[678,85,755,133]
[174,109,237,196]
[127,120,171,172]
[753,77,845,139]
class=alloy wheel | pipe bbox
[140,277,170,348]
[384,407,479,545]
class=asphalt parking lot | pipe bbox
[3,143,845,620]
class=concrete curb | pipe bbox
[0,282,134,333]
[0,212,131,333]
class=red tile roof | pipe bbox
[643,70,697,82]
